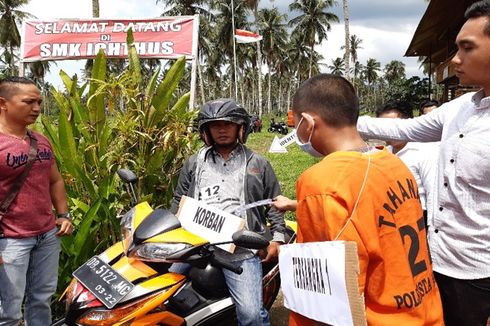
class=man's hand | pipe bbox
[56,218,74,236]
[260,241,282,263]
[272,195,298,212]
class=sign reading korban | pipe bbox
[279,241,367,326]
[176,196,245,253]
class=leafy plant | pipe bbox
[41,30,198,309]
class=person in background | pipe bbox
[0,77,73,326]
[288,74,443,326]
[171,99,286,326]
[357,1,490,324]
[419,99,440,115]
[376,100,437,222]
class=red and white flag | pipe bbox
[234,29,262,44]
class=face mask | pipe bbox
[296,116,324,157]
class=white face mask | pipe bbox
[296,116,324,157]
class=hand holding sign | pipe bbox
[176,196,245,253]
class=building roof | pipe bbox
[405,0,477,64]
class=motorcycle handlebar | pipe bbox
[210,255,243,274]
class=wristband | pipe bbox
[57,212,72,220]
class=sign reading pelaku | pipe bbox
[279,241,366,326]
[176,196,245,253]
[21,17,197,62]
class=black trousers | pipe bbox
[434,272,490,326]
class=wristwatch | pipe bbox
[57,212,72,220]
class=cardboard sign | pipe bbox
[176,196,245,253]
[269,130,297,153]
[279,241,366,326]
[21,16,198,62]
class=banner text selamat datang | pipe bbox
[21,17,197,62]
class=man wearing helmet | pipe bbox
[171,99,286,326]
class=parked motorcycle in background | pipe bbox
[53,169,296,326]
[268,118,289,135]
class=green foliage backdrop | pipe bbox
[40,32,198,307]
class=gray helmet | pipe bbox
[197,98,251,146]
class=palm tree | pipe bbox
[342,0,350,79]
[288,0,339,78]
[28,60,53,113]
[363,58,381,109]
[284,34,310,88]
[363,58,381,86]
[350,60,364,95]
[84,0,100,77]
[341,34,363,65]
[329,57,344,75]
[0,0,31,74]
[212,0,249,98]
[384,60,406,85]
[257,7,287,114]
[243,0,263,117]
[351,60,363,80]
[156,0,214,105]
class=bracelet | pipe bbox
[57,212,72,220]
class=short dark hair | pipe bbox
[376,100,413,119]
[419,99,440,115]
[465,0,490,36]
[0,76,37,99]
[292,74,359,127]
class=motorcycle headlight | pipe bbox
[120,207,136,253]
[77,290,167,326]
[130,242,192,262]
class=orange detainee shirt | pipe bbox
[289,149,444,326]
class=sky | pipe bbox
[21,0,429,86]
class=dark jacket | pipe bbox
[171,145,286,242]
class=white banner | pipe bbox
[176,196,245,253]
[279,241,366,326]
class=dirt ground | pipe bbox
[269,290,289,326]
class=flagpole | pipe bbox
[231,0,239,100]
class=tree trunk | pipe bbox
[197,58,206,105]
[278,81,282,113]
[267,61,272,114]
[343,0,350,80]
[308,43,315,79]
[252,76,256,114]
[256,41,263,117]
[92,0,100,17]
[240,68,245,105]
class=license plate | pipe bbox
[73,256,134,308]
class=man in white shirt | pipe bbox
[357,2,490,325]
[375,101,437,222]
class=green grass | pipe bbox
[246,118,320,220]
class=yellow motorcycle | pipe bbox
[53,169,296,326]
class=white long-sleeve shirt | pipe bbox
[358,90,490,280]
[395,142,438,211]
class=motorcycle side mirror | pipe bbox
[117,169,139,204]
[117,169,138,184]
[232,230,269,250]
